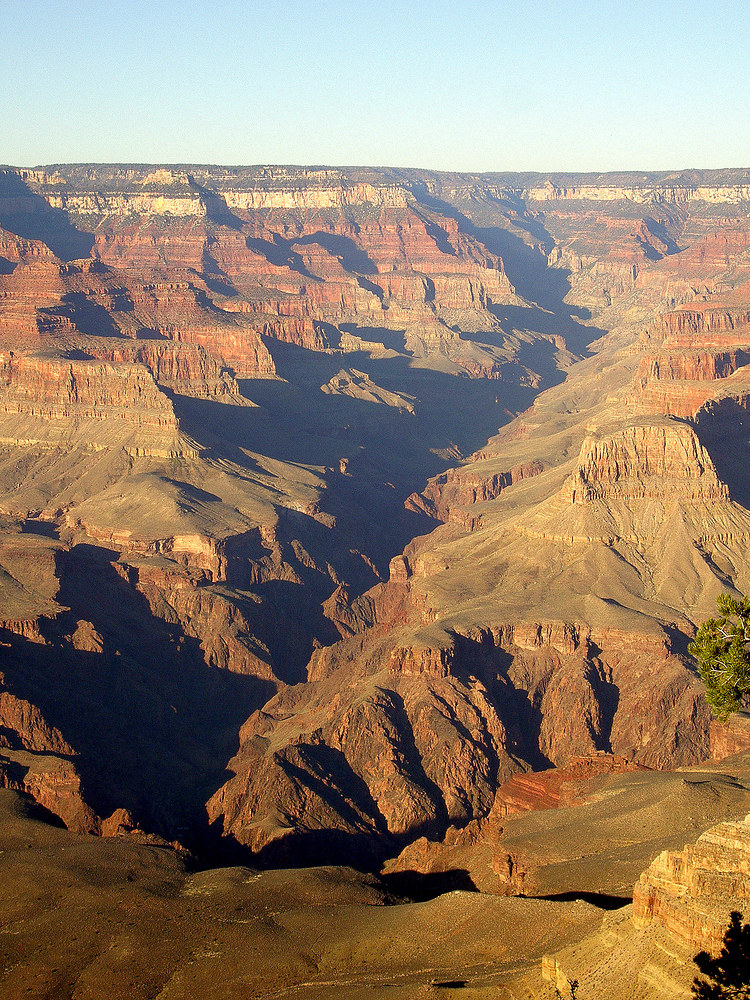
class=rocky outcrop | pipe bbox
[0,748,100,834]
[638,348,750,383]
[79,340,243,400]
[525,179,750,205]
[632,286,750,417]
[0,352,178,427]
[0,350,195,460]
[132,561,281,680]
[0,688,74,755]
[204,611,711,864]
[387,754,750,914]
[385,753,651,886]
[490,753,649,818]
[407,459,546,525]
[632,814,750,953]
[206,655,515,862]
[0,234,276,379]
[0,254,67,347]
[647,305,750,345]
[710,712,750,760]
[566,420,728,502]
[320,368,415,411]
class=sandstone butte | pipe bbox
[2,165,750,996]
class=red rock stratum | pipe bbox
[2,165,750,869]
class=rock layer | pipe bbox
[633,814,750,952]
[537,812,750,1000]
[2,164,750,860]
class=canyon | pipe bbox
[2,163,750,996]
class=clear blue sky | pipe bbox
[3,0,750,172]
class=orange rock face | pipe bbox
[0,352,178,427]
[203,614,709,862]
[406,459,546,527]
[709,713,750,760]
[0,748,100,834]
[490,753,649,818]
[633,815,750,953]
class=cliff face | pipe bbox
[2,163,750,863]
[1,167,521,375]
[536,812,750,1000]
[204,616,710,863]
[0,352,178,426]
[77,340,242,399]
[567,421,728,503]
[633,815,750,952]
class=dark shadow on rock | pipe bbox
[409,185,604,348]
[171,339,531,585]
[379,868,478,902]
[0,781,67,829]
[356,275,385,299]
[489,299,605,364]
[21,518,59,539]
[664,624,697,662]
[192,284,234,316]
[244,578,341,683]
[205,822,479,877]
[201,272,237,297]
[639,216,682,258]
[187,175,244,231]
[586,658,620,753]
[55,291,123,338]
[201,817,395,873]
[1,545,276,845]
[277,742,388,833]
[0,752,32,783]
[693,399,750,509]
[310,320,342,347]
[452,635,554,771]
[160,478,222,504]
[246,235,318,279]
[135,326,167,339]
[0,171,94,261]
[201,721,468,873]
[497,673,555,771]
[199,238,239,297]
[338,322,407,352]
[693,910,750,998]
[415,213,456,257]
[532,890,631,910]
[381,689,449,834]
[296,231,378,275]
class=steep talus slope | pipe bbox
[1,165,750,869]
